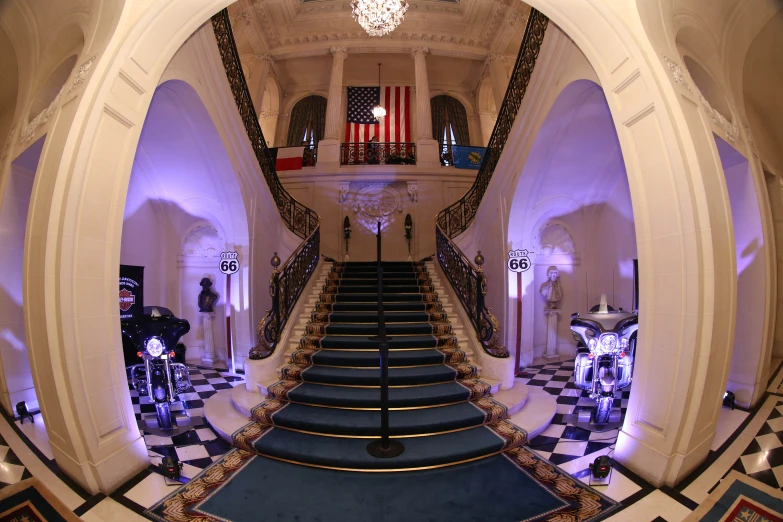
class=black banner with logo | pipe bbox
[119,265,144,319]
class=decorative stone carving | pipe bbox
[744,124,756,153]
[352,183,403,218]
[1,124,16,160]
[330,46,348,58]
[539,265,563,310]
[339,183,350,203]
[536,224,575,255]
[20,56,97,144]
[663,56,689,87]
[182,225,223,257]
[407,181,418,202]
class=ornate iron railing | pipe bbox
[436,224,508,358]
[340,142,416,165]
[437,9,549,238]
[211,9,320,359]
[250,230,320,360]
[212,10,318,239]
[434,9,548,358]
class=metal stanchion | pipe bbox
[367,221,404,458]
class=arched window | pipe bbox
[286,95,327,147]
[430,95,470,165]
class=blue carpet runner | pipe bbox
[147,261,619,521]
[230,261,527,471]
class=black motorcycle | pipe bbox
[570,295,637,428]
[122,306,191,433]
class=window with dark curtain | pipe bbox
[430,95,470,165]
[286,95,327,147]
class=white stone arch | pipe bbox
[22,0,739,491]
[278,88,329,148]
[259,76,281,146]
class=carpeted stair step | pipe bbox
[324,293,437,303]
[280,363,478,386]
[307,322,451,336]
[334,265,424,274]
[331,274,429,281]
[311,311,447,323]
[315,302,442,312]
[327,283,433,293]
[260,400,508,436]
[301,348,464,367]
[303,334,454,350]
[237,421,526,470]
[266,379,494,408]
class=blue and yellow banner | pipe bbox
[452,146,486,170]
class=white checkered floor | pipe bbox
[129,367,245,471]
[732,398,783,490]
[0,432,32,489]
[518,359,631,465]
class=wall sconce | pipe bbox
[404,213,413,260]
[344,216,352,261]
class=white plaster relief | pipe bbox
[1,124,16,160]
[353,183,403,217]
[535,223,575,255]
[19,56,98,144]
[407,181,418,202]
[339,183,350,203]
[182,225,224,258]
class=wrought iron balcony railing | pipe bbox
[340,142,416,165]
[434,9,549,359]
[212,9,320,359]
[437,9,549,238]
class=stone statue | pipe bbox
[539,265,563,310]
[198,277,218,313]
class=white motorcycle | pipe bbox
[570,295,637,428]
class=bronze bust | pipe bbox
[198,277,218,313]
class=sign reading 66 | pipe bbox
[507,249,531,273]
[220,251,240,275]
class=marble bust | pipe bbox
[539,265,563,310]
[198,277,218,313]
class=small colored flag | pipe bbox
[275,146,305,171]
[452,146,486,170]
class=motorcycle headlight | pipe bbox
[588,338,597,351]
[599,334,618,354]
[145,337,165,357]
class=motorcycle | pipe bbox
[122,306,192,435]
[570,294,637,429]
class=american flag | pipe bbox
[345,86,411,143]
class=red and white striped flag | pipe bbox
[345,86,411,144]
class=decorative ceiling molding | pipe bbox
[490,3,529,54]
[270,43,488,61]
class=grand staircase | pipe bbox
[206,259,556,471]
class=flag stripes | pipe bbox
[345,86,411,144]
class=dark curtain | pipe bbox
[286,95,328,146]
[430,95,448,143]
[445,96,470,146]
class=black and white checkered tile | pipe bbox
[518,359,631,465]
[732,398,783,490]
[0,432,32,489]
[130,367,245,472]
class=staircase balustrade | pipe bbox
[434,9,548,359]
[436,225,508,358]
[211,9,320,359]
[340,142,416,165]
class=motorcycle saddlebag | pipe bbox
[573,352,593,390]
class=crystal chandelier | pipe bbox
[350,0,410,37]
[372,63,386,119]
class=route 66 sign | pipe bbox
[220,251,239,275]
[507,249,531,273]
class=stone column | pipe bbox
[318,47,348,164]
[200,312,217,366]
[249,54,273,112]
[486,55,509,109]
[543,309,560,359]
[479,110,497,146]
[411,47,440,165]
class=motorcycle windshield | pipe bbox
[579,294,636,331]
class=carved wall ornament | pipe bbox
[182,225,224,257]
[698,94,740,144]
[1,124,16,160]
[234,8,251,25]
[352,183,403,218]
[744,124,756,153]
[663,56,690,89]
[339,183,350,203]
[536,223,575,255]
[407,181,418,202]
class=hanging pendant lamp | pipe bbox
[351,0,409,37]
[372,63,387,120]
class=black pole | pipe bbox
[367,221,404,458]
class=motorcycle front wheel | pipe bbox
[155,401,174,430]
[595,396,613,424]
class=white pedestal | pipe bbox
[543,309,561,360]
[415,137,441,167]
[200,312,217,366]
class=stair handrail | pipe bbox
[211,10,320,359]
[437,9,549,238]
[436,224,508,358]
[434,9,548,359]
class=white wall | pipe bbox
[718,136,768,406]
[0,137,44,414]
